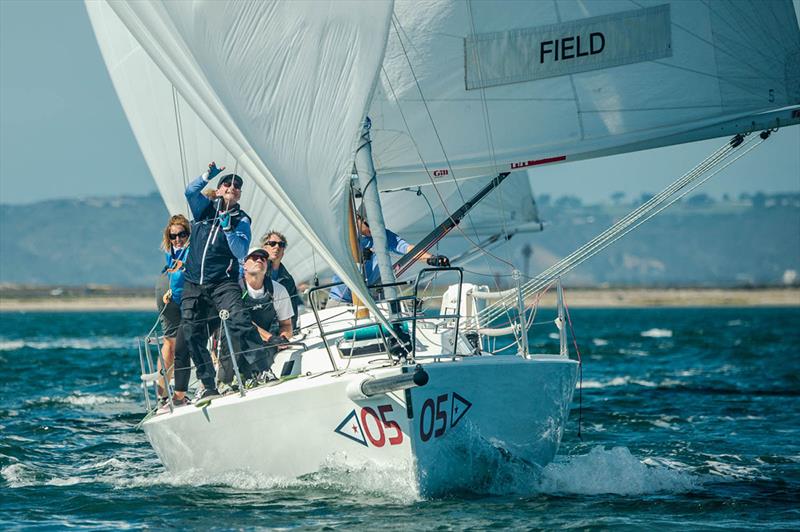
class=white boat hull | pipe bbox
[143,355,578,496]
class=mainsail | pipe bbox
[87,0,800,303]
[371,0,800,189]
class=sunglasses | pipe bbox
[169,231,189,240]
[264,240,286,248]
[248,254,268,262]
[219,181,242,190]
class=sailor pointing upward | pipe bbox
[180,162,266,400]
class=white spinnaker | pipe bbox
[371,0,800,189]
[86,1,315,281]
[89,0,393,313]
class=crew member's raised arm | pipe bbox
[185,162,224,219]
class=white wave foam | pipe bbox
[641,328,673,338]
[1,462,40,488]
[704,460,765,480]
[0,340,25,350]
[581,376,657,389]
[538,446,697,495]
[27,393,128,407]
[618,348,649,356]
[592,338,609,346]
[0,336,136,351]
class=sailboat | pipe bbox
[87,0,800,496]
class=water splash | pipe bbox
[538,446,697,495]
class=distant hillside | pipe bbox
[0,192,798,287]
[1,193,167,286]
[528,196,800,287]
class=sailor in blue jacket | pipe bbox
[180,162,269,399]
[329,214,449,304]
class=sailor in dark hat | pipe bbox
[180,162,267,399]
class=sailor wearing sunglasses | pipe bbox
[260,231,300,331]
[179,162,266,400]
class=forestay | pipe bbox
[371,0,800,189]
[89,0,393,312]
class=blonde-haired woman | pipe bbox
[156,214,191,407]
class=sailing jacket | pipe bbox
[329,229,410,303]
[162,246,189,304]
[183,175,252,285]
[270,262,300,329]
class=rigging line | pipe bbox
[561,287,583,439]
[378,62,516,272]
[465,0,517,257]
[508,140,745,303]
[389,17,483,240]
[171,85,189,189]
[388,15,517,272]
[472,136,743,325]
[506,136,766,313]
[475,134,765,326]
[465,0,500,198]
[627,0,787,85]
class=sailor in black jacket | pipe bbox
[180,162,266,399]
[260,230,301,331]
[217,248,294,386]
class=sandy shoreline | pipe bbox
[1,288,797,312]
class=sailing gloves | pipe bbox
[203,161,224,182]
[219,212,232,232]
[426,255,450,267]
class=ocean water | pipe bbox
[1,307,798,529]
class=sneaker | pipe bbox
[157,397,170,413]
[260,370,278,383]
[221,382,241,395]
[194,389,220,408]
[172,396,191,408]
[199,388,220,400]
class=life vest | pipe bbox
[184,201,250,285]
[241,277,279,335]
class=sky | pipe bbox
[0,0,798,206]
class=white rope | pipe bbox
[467,132,767,329]
[171,85,189,189]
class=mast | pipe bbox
[354,117,398,302]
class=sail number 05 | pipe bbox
[360,405,403,447]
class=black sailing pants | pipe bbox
[180,279,266,390]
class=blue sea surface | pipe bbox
[1,307,798,529]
